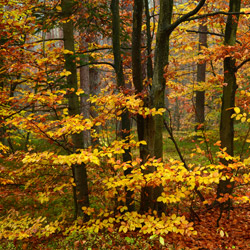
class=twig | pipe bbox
[187,11,250,21]
[236,58,250,71]
[186,29,242,45]
[163,118,206,204]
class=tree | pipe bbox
[111,0,134,211]
[217,0,241,201]
[61,0,90,220]
[195,19,207,136]
[140,0,206,213]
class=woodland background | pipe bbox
[1,0,250,249]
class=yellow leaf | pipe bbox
[56,6,62,11]
[63,49,74,55]
[241,117,246,123]
[60,70,72,77]
[116,110,123,116]
[234,107,240,114]
[220,230,224,237]
[171,214,177,220]
[76,89,84,96]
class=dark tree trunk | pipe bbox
[195,21,207,135]
[217,0,241,198]
[132,0,157,213]
[61,0,90,221]
[144,0,153,81]
[139,0,206,214]
[111,0,134,212]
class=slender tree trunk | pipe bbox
[89,65,100,146]
[111,0,134,212]
[80,39,91,148]
[132,0,144,160]
[61,0,90,221]
[174,97,180,131]
[217,0,241,198]
[144,0,153,81]
[195,21,207,135]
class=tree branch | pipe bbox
[2,104,33,120]
[165,0,206,34]
[77,46,146,55]
[187,29,224,38]
[27,119,72,153]
[77,61,115,69]
[13,38,64,46]
[163,118,206,204]
[187,11,249,21]
[186,29,242,44]
[77,47,111,54]
[236,58,250,71]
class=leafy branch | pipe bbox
[163,115,206,204]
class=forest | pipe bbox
[1,0,250,249]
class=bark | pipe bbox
[79,37,100,147]
[132,0,145,159]
[195,21,207,135]
[61,0,90,221]
[80,39,91,148]
[144,0,153,80]
[174,97,180,131]
[89,66,100,146]
[111,0,134,212]
[132,0,157,213]
[217,0,241,198]
[141,0,206,213]
[148,0,173,215]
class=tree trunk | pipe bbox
[217,0,241,198]
[61,0,90,221]
[80,39,91,148]
[111,0,134,212]
[139,0,173,215]
[89,66,100,146]
[139,0,206,214]
[144,0,153,81]
[132,0,158,213]
[132,0,148,163]
[149,0,173,215]
[195,21,207,136]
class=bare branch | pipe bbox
[166,0,206,34]
[25,38,64,44]
[236,58,250,71]
[187,11,249,21]
[77,61,115,69]
[187,29,224,38]
[186,29,242,45]
[77,46,146,55]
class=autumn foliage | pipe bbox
[1,0,250,249]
